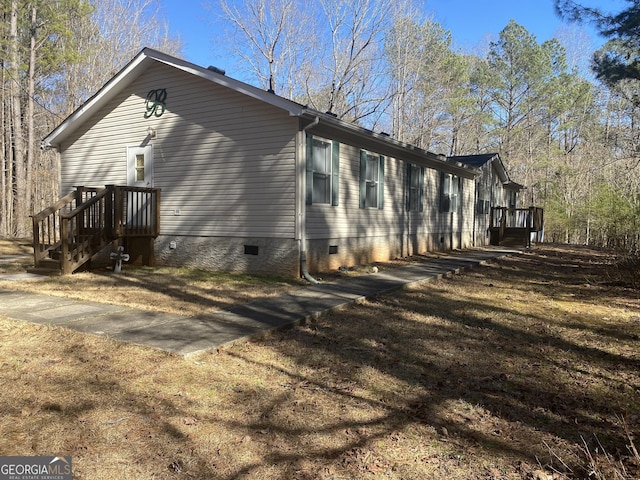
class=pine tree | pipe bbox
[556,0,640,85]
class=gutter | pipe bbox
[302,109,476,178]
[300,116,320,284]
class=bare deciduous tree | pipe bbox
[8,0,27,236]
[215,0,394,127]
[58,0,182,117]
[0,0,181,238]
[216,0,310,99]
[308,0,392,124]
[384,11,455,150]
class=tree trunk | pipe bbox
[1,62,6,236]
[9,0,27,236]
[26,4,37,217]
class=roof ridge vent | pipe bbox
[207,65,226,75]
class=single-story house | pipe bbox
[41,48,523,277]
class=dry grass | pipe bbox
[0,238,32,256]
[0,266,305,317]
[0,238,33,274]
[0,238,306,316]
[0,243,639,479]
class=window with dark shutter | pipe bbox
[306,134,339,206]
[440,172,461,213]
[360,150,384,210]
[407,164,424,211]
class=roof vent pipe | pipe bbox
[207,65,226,75]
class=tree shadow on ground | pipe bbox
[2,246,638,479]
[220,246,640,478]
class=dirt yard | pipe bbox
[0,243,638,479]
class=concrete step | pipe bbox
[26,266,62,276]
[27,258,61,276]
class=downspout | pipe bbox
[300,116,320,284]
[473,178,478,247]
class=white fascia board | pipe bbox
[490,154,512,184]
[43,51,152,148]
[488,154,524,190]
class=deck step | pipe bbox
[490,228,529,247]
[500,233,529,247]
[38,258,60,268]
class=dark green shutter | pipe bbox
[406,163,412,211]
[359,150,367,209]
[378,155,385,209]
[331,141,339,206]
[439,171,446,213]
[306,133,313,205]
[419,166,425,212]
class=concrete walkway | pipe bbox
[0,247,518,357]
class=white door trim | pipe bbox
[126,145,154,187]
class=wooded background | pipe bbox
[2,0,638,251]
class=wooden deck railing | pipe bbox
[490,207,544,247]
[32,185,160,274]
[60,188,112,274]
[490,207,544,230]
[110,185,161,237]
[31,187,104,268]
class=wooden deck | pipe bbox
[490,207,544,247]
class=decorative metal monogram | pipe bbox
[144,89,167,118]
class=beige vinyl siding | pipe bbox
[418,169,474,238]
[473,162,526,246]
[475,164,496,244]
[306,141,475,241]
[60,62,298,239]
[307,143,405,238]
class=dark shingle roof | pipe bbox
[449,153,524,190]
[449,153,498,168]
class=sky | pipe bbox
[160,0,628,71]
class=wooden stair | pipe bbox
[31,185,160,275]
[27,258,63,276]
[498,228,529,247]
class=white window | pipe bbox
[407,164,424,211]
[360,150,384,209]
[312,138,332,204]
[366,153,379,207]
[306,135,339,206]
[440,172,461,213]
